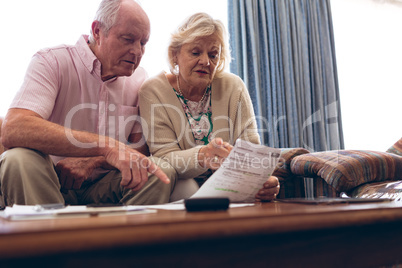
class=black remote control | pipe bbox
[184,197,230,212]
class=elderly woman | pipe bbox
[139,13,279,201]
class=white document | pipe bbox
[0,205,155,221]
[191,139,281,203]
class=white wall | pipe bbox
[0,0,102,116]
[330,0,402,151]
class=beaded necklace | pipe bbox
[176,75,208,103]
[173,78,213,145]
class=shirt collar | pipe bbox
[76,35,101,77]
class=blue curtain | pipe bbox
[228,0,344,152]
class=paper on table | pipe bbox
[191,139,281,203]
[0,205,155,221]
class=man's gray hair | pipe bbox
[88,0,122,44]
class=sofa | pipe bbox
[1,115,401,201]
[275,138,402,200]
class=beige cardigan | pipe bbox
[139,72,260,179]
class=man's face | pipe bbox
[93,2,150,81]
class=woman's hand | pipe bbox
[255,176,280,202]
[198,138,233,170]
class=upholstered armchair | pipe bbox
[275,138,402,200]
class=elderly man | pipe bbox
[0,0,176,206]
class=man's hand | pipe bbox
[104,146,170,192]
[55,157,103,192]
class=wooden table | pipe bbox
[1,200,402,268]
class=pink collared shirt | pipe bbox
[11,35,148,163]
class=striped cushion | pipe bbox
[310,176,340,197]
[273,148,310,198]
[273,148,310,178]
[387,138,402,156]
[290,150,402,192]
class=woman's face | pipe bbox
[176,34,221,91]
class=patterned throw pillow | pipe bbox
[387,138,402,156]
[273,148,310,178]
[290,150,402,192]
[273,148,310,198]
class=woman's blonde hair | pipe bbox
[168,13,231,77]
